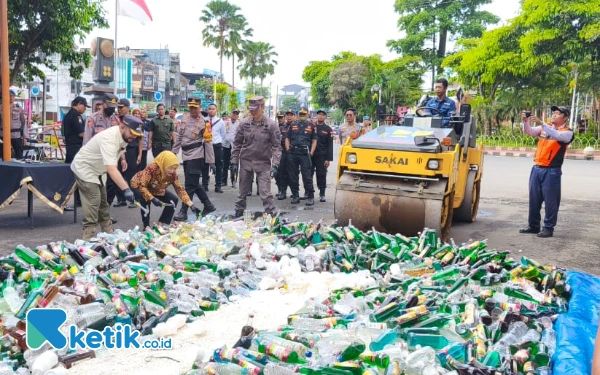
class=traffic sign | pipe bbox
[154,92,163,101]
[31,86,40,96]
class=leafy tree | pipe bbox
[227,91,240,113]
[244,81,269,98]
[302,60,333,108]
[195,78,214,94]
[387,0,499,86]
[7,0,107,84]
[215,83,229,110]
[329,61,369,111]
[200,0,248,81]
[280,96,300,112]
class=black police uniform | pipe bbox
[63,108,86,164]
[286,120,316,201]
[312,123,334,198]
[276,121,291,199]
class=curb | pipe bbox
[483,148,599,161]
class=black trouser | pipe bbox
[288,151,314,198]
[2,137,23,160]
[66,143,83,205]
[222,146,231,185]
[65,144,82,164]
[213,143,223,188]
[139,150,148,171]
[132,188,178,228]
[276,152,290,193]
[311,153,327,195]
[124,147,140,183]
[152,143,171,158]
[528,165,562,232]
[201,163,210,188]
[183,158,210,206]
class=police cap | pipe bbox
[118,98,130,107]
[121,114,143,137]
[104,93,118,107]
[188,97,201,108]
[317,109,327,115]
[285,109,294,115]
[276,111,285,118]
[247,96,265,110]
[298,107,309,115]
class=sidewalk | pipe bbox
[483,146,600,160]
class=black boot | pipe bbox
[305,198,314,206]
[173,206,188,222]
[320,189,326,202]
[277,191,287,200]
[214,186,223,193]
[202,201,216,216]
[291,195,300,204]
[234,209,244,218]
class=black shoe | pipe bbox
[128,203,137,209]
[111,217,118,225]
[537,229,553,238]
[214,186,223,193]
[320,195,326,202]
[202,186,209,192]
[291,196,300,204]
[231,182,236,188]
[277,193,287,200]
[299,193,308,200]
[113,201,127,207]
[519,227,539,234]
[64,205,74,212]
[247,191,252,197]
[305,198,314,206]
[173,206,188,222]
[234,210,244,218]
[202,202,216,216]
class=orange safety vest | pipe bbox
[534,126,573,168]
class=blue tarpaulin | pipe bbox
[553,271,600,374]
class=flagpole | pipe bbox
[114,0,118,96]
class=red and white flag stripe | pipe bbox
[117,0,153,25]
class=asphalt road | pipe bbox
[1,146,599,275]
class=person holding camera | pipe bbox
[519,107,574,238]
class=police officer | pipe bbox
[286,107,317,206]
[172,97,217,221]
[231,96,281,217]
[0,89,26,159]
[312,109,334,202]
[275,111,291,200]
[83,93,120,145]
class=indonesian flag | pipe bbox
[117,0,153,25]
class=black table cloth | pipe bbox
[0,161,77,228]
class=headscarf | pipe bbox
[153,151,179,179]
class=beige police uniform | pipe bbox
[83,110,120,145]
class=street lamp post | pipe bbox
[371,84,382,127]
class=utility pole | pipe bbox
[570,65,578,127]
[268,81,272,118]
[1,0,11,161]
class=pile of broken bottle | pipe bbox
[0,214,567,375]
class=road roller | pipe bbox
[334,103,483,239]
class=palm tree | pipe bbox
[255,42,278,90]
[200,0,248,82]
[238,41,261,92]
[224,18,253,90]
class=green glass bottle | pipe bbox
[369,302,403,322]
[338,340,366,361]
[143,289,168,308]
[431,267,460,281]
[14,245,42,267]
[359,351,390,368]
[371,227,384,248]
[257,340,305,364]
[198,300,220,311]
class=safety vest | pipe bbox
[534,126,573,168]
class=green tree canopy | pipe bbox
[280,96,300,112]
[7,0,107,84]
[387,0,499,84]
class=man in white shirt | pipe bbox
[71,115,143,240]
[204,103,227,193]
[224,109,240,188]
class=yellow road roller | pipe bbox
[334,103,483,239]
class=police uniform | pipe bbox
[83,94,120,145]
[312,111,334,201]
[520,106,574,238]
[286,108,317,205]
[276,111,291,200]
[231,96,281,215]
[0,97,26,159]
[172,98,216,221]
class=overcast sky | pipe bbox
[85,0,522,93]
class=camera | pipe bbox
[524,111,532,118]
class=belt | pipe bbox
[181,141,203,152]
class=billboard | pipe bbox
[142,69,155,91]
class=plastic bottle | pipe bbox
[31,350,59,375]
